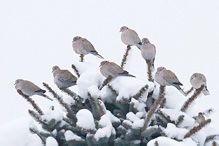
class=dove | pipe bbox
[141,38,156,71]
[190,73,210,95]
[15,79,53,101]
[72,36,104,59]
[100,61,135,78]
[196,112,205,124]
[155,67,186,96]
[52,66,77,89]
[120,26,142,49]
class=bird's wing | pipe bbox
[130,30,141,43]
[24,80,42,92]
[163,70,180,85]
[57,70,76,83]
[81,38,95,51]
[108,62,124,74]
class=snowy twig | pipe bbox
[43,83,77,124]
[28,110,48,127]
[133,85,148,100]
[121,45,131,69]
[146,60,154,82]
[140,86,165,139]
[213,141,217,146]
[176,115,184,127]
[155,141,159,146]
[60,88,83,107]
[185,87,194,96]
[184,119,211,138]
[156,109,173,124]
[97,98,105,117]
[108,84,118,96]
[80,54,84,62]
[159,98,166,108]
[205,134,219,144]
[17,90,44,115]
[29,128,46,144]
[99,75,113,90]
[181,85,205,112]
[71,64,80,78]
[87,92,99,120]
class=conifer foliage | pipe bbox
[16,44,217,145]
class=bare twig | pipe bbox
[99,76,113,90]
[184,119,211,138]
[140,86,165,139]
[80,54,84,62]
[181,85,205,112]
[17,90,44,115]
[146,60,154,82]
[121,45,131,69]
[71,64,80,78]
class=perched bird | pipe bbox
[15,79,53,101]
[100,61,135,78]
[120,26,142,49]
[52,66,77,89]
[141,38,156,71]
[72,36,104,59]
[155,67,186,96]
[190,73,210,95]
[196,112,205,124]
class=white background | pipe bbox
[0,0,219,130]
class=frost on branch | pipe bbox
[17,42,217,145]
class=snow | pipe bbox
[64,130,83,141]
[76,109,96,130]
[46,137,58,146]
[131,98,147,112]
[160,108,195,128]
[164,123,188,140]
[1,0,219,145]
[147,136,197,146]
[94,111,117,140]
[0,117,42,146]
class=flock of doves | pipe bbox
[15,26,210,102]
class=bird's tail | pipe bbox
[90,51,104,59]
[40,94,53,101]
[174,84,186,96]
[118,71,135,78]
[202,86,210,95]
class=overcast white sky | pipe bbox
[0,0,219,127]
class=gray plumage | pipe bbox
[100,61,135,78]
[141,38,156,71]
[155,67,186,96]
[72,36,104,59]
[120,26,142,49]
[190,73,210,95]
[52,66,77,89]
[15,79,53,101]
[196,112,205,124]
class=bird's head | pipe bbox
[100,61,109,67]
[120,26,128,32]
[142,38,150,44]
[14,79,23,85]
[156,67,166,73]
[72,36,81,42]
[52,65,60,73]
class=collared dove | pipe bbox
[100,61,135,78]
[52,65,77,89]
[196,112,205,124]
[72,36,104,59]
[15,79,53,101]
[141,38,156,71]
[155,67,186,96]
[190,73,210,95]
[120,26,142,49]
